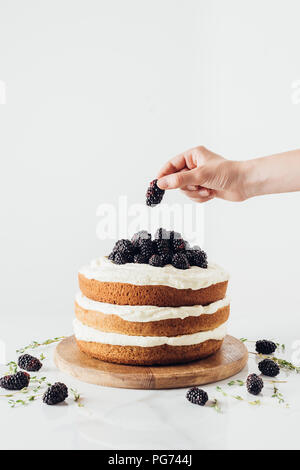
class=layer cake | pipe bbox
[74,255,229,365]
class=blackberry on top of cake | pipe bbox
[108,228,207,270]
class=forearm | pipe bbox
[241,149,300,199]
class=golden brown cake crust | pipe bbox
[75,302,229,337]
[78,274,228,307]
[76,338,223,365]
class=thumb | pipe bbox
[157,168,200,190]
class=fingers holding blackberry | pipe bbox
[181,187,215,204]
[157,168,201,190]
[156,146,248,203]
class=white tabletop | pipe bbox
[1,306,300,451]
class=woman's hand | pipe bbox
[157,146,247,203]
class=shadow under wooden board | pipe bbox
[54,335,248,390]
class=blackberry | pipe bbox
[160,253,172,265]
[112,252,128,265]
[43,382,68,405]
[114,239,134,257]
[255,340,277,355]
[133,254,148,264]
[18,354,42,372]
[183,240,190,250]
[258,359,280,377]
[186,387,208,406]
[0,371,30,391]
[149,254,165,267]
[246,374,264,395]
[171,238,185,252]
[154,228,168,240]
[131,231,151,248]
[169,230,181,240]
[186,250,195,265]
[191,249,208,268]
[154,239,171,256]
[146,179,165,207]
[171,253,190,270]
[140,239,154,259]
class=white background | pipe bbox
[0,0,203,341]
[1,0,300,341]
[1,0,300,450]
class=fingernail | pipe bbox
[157,177,169,189]
[198,188,210,196]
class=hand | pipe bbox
[157,146,247,203]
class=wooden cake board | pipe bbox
[54,335,248,390]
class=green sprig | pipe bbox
[210,399,221,413]
[250,352,300,373]
[216,386,260,406]
[240,339,285,352]
[70,388,84,407]
[228,380,245,387]
[16,337,65,354]
[271,385,288,406]
[6,362,18,375]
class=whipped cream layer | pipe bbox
[76,292,230,322]
[79,256,229,290]
[73,318,227,347]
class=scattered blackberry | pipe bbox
[246,374,264,395]
[0,371,30,390]
[149,254,165,267]
[43,382,68,405]
[255,340,277,355]
[133,254,148,264]
[146,179,165,207]
[171,253,190,270]
[191,249,208,268]
[258,359,280,377]
[140,238,154,259]
[113,252,128,265]
[155,239,171,256]
[18,354,42,372]
[186,387,208,406]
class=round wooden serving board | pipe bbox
[54,335,248,390]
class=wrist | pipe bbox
[237,160,264,200]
